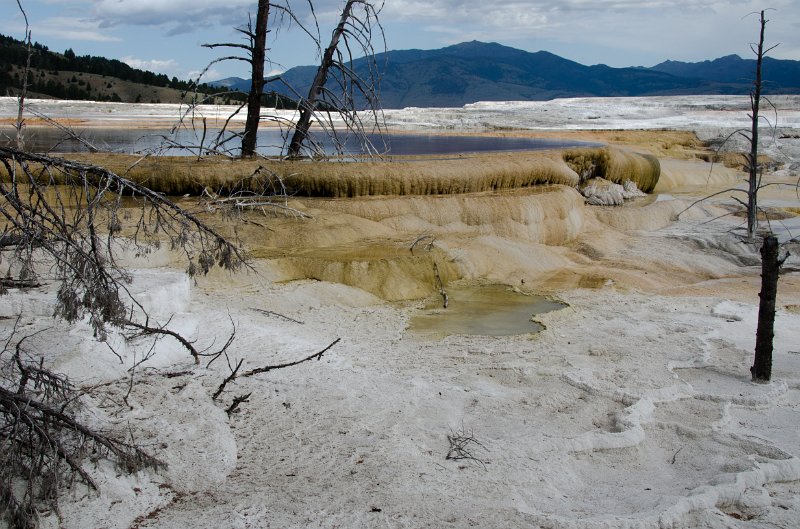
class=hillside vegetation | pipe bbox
[0,33,267,105]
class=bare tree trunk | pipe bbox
[14,0,32,150]
[241,0,270,158]
[746,10,767,240]
[287,0,356,158]
[752,235,780,381]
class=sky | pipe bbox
[2,0,799,83]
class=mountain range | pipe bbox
[215,41,800,109]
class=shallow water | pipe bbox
[409,284,566,337]
[3,126,597,157]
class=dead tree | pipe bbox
[745,10,785,382]
[205,1,385,159]
[287,0,357,158]
[243,0,270,158]
[13,0,32,150]
[673,11,789,382]
[678,10,779,237]
[743,10,778,240]
[203,1,270,158]
[201,1,321,157]
[286,0,386,159]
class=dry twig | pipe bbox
[241,338,340,378]
[446,424,488,469]
[433,262,448,309]
[250,308,305,325]
[225,393,252,416]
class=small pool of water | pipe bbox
[3,126,598,157]
[409,284,566,338]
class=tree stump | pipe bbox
[752,235,780,381]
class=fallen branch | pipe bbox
[121,318,202,364]
[410,234,435,255]
[203,196,311,218]
[225,393,252,416]
[0,233,26,248]
[213,358,244,400]
[121,315,236,366]
[0,383,162,473]
[250,308,304,325]
[0,277,42,289]
[27,109,99,152]
[433,262,448,309]
[241,338,340,377]
[0,146,249,340]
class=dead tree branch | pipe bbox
[241,338,340,377]
[27,109,99,153]
[211,339,339,415]
[446,423,488,469]
[120,318,203,364]
[1,334,162,529]
[213,357,244,400]
[410,234,435,255]
[250,308,304,325]
[0,277,42,290]
[433,262,448,309]
[225,392,252,416]
[0,146,248,338]
[198,165,311,219]
[13,0,32,151]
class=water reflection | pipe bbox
[2,126,598,157]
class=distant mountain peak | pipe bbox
[442,40,531,57]
[716,54,745,62]
[650,53,799,86]
[211,41,800,109]
[210,76,248,89]
[449,40,508,50]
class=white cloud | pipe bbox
[33,16,122,42]
[381,0,781,29]
[91,0,252,29]
[188,67,222,82]
[86,0,381,37]
[121,56,180,75]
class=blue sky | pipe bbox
[3,0,799,83]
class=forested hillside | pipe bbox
[0,33,242,104]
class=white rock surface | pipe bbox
[2,95,800,529]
